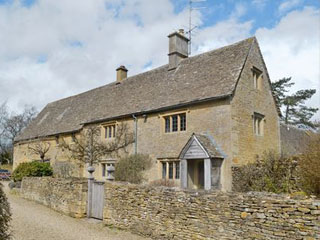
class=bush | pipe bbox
[114,154,152,184]
[0,183,11,240]
[12,161,53,182]
[298,135,320,196]
[233,151,298,193]
[149,179,176,187]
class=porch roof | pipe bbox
[179,133,225,159]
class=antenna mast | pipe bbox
[187,0,206,56]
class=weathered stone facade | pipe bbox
[13,37,281,191]
[231,40,281,166]
[21,177,88,218]
[104,182,320,240]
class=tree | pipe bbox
[0,103,38,164]
[59,123,134,167]
[3,105,38,143]
[271,77,318,129]
[28,142,51,162]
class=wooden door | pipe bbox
[92,181,105,220]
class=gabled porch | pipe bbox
[179,133,224,190]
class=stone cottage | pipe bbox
[13,31,281,191]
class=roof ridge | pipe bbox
[183,36,256,63]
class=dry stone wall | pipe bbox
[21,177,88,218]
[104,182,320,240]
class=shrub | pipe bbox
[12,161,53,182]
[0,182,11,240]
[298,135,320,196]
[114,154,152,184]
[149,179,176,187]
[52,161,75,178]
[233,151,298,193]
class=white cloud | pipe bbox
[278,0,302,14]
[256,7,320,119]
[0,1,319,121]
[0,0,189,111]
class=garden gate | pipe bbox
[91,181,105,220]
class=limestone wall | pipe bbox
[104,182,320,240]
[231,40,281,166]
[21,177,88,218]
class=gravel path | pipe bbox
[3,183,149,240]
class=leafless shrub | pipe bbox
[149,179,176,187]
[52,161,76,178]
[298,134,320,196]
[233,151,298,193]
[114,154,152,184]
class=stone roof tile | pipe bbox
[15,37,255,142]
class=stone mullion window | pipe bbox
[163,113,187,133]
[175,161,180,179]
[253,112,264,136]
[161,160,180,180]
[252,66,263,90]
[165,117,171,133]
[103,124,116,139]
[172,115,178,132]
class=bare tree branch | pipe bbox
[28,142,51,162]
[59,122,134,166]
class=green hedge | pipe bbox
[12,161,53,182]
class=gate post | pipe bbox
[87,166,95,218]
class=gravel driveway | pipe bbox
[3,183,149,240]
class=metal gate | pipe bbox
[91,181,105,220]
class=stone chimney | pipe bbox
[116,65,128,82]
[168,29,189,70]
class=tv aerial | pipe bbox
[186,0,206,56]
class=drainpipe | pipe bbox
[132,114,138,154]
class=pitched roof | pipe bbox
[15,37,255,142]
[179,133,225,159]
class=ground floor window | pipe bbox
[161,161,180,180]
[101,161,115,180]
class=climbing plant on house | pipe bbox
[59,123,134,167]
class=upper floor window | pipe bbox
[252,67,262,90]
[103,124,116,139]
[253,112,264,136]
[164,113,187,133]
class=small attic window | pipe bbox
[252,66,262,90]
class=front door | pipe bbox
[187,159,204,189]
[91,181,105,220]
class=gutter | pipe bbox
[15,94,231,144]
[83,94,231,126]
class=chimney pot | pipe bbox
[116,65,128,82]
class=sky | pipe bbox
[0,0,319,119]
